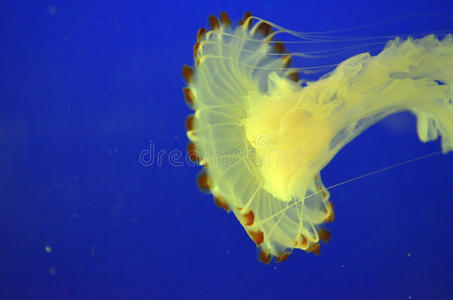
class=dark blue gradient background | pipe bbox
[1,1,453,299]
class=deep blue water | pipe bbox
[1,1,453,299]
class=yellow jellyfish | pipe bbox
[182,12,453,263]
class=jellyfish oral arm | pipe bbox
[318,35,453,159]
[247,34,453,202]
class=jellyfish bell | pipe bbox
[183,12,453,263]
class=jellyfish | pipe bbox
[182,12,453,263]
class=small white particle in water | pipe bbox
[407,252,411,258]
[49,267,57,276]
[408,296,412,299]
[45,246,52,253]
[90,246,95,257]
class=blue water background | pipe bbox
[1,1,453,299]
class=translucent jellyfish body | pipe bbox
[183,12,453,263]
